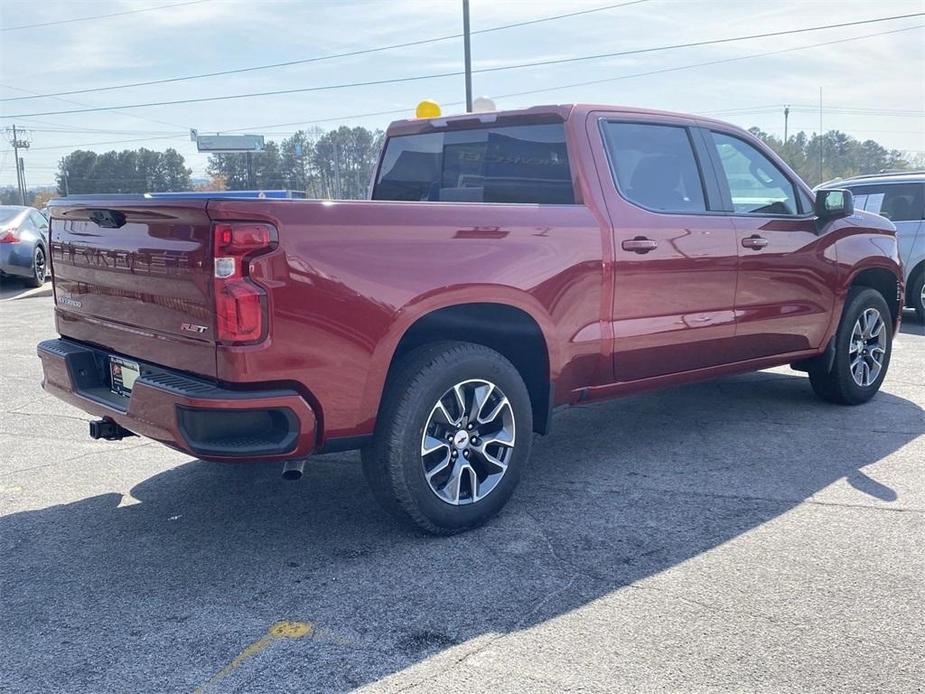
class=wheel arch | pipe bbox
[905,259,925,306]
[846,265,903,327]
[362,292,560,436]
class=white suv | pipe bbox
[821,172,925,321]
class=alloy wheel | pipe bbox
[849,308,886,387]
[34,247,46,283]
[420,379,515,505]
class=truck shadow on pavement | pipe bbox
[2,371,923,692]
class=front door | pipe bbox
[593,117,739,381]
[702,129,837,359]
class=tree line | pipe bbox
[205,126,385,199]
[53,148,193,196]
[748,128,916,185]
[24,125,921,203]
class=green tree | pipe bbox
[56,148,192,195]
[0,187,34,205]
[207,126,384,198]
[206,143,283,190]
[278,128,324,194]
[749,127,911,186]
[311,126,384,199]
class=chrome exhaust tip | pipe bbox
[281,459,306,481]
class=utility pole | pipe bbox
[6,125,31,205]
[333,143,342,199]
[63,169,70,196]
[783,105,790,144]
[15,154,24,205]
[19,157,27,198]
[462,0,473,112]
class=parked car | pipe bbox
[38,103,903,534]
[819,172,924,320]
[0,205,49,288]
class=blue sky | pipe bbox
[1,0,923,188]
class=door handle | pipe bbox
[622,236,658,254]
[741,235,768,250]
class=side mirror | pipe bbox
[815,188,854,221]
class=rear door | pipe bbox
[701,128,837,358]
[592,115,739,381]
[49,199,217,377]
[849,182,924,275]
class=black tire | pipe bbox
[909,268,925,323]
[23,244,46,289]
[362,341,533,535]
[809,287,893,405]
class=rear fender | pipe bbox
[357,286,560,432]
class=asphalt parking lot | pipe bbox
[1,287,923,693]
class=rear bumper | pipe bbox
[0,242,35,278]
[37,338,317,462]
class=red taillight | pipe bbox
[0,228,18,243]
[212,222,276,344]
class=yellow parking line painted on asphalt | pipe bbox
[193,621,313,693]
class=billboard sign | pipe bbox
[196,134,265,153]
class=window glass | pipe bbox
[711,132,798,215]
[30,210,48,229]
[848,183,924,222]
[601,122,706,212]
[373,124,574,204]
[0,207,24,225]
[798,187,815,215]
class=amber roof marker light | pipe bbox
[415,100,442,118]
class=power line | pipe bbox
[477,11,925,75]
[705,105,924,116]
[10,23,923,154]
[0,83,192,131]
[0,0,213,32]
[484,23,925,103]
[17,128,186,135]
[1,72,462,118]
[224,22,925,135]
[4,12,922,119]
[27,135,191,152]
[0,0,652,103]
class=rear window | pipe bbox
[372,123,575,204]
[848,183,924,222]
[0,207,24,225]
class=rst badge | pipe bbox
[181,323,208,334]
[58,294,81,308]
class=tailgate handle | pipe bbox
[89,209,127,229]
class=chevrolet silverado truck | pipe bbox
[39,104,903,534]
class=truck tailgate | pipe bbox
[49,199,217,378]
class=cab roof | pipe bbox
[385,103,747,137]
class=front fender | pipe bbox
[828,213,903,334]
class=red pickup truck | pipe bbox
[39,103,903,534]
